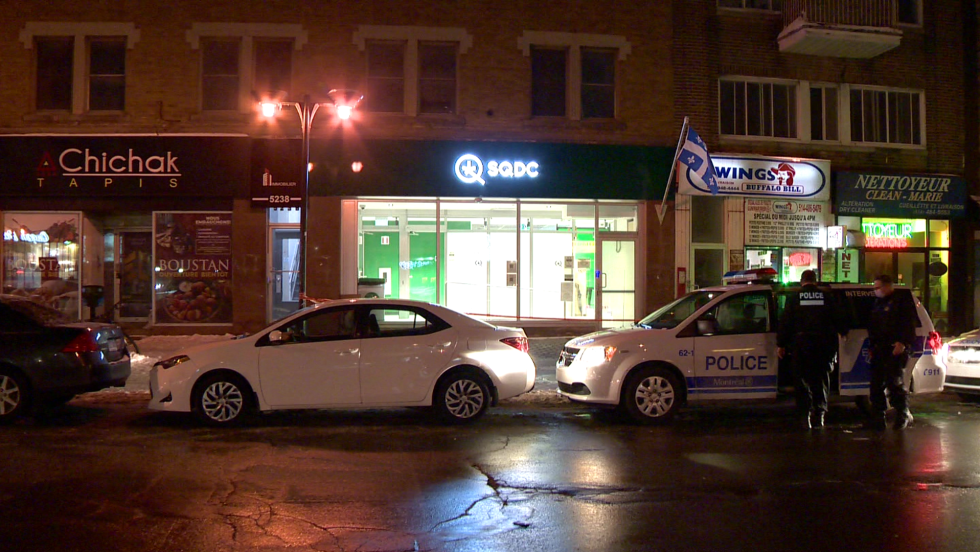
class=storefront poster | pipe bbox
[2,212,82,319]
[153,212,232,325]
[745,199,832,248]
[836,172,966,218]
[679,154,831,200]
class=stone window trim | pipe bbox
[353,26,472,117]
[518,31,630,121]
[19,22,139,115]
[186,23,307,113]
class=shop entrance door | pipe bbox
[598,237,636,328]
[269,227,301,322]
[115,231,153,321]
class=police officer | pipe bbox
[777,270,847,429]
[868,274,918,430]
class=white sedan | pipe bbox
[944,329,980,400]
[149,299,536,425]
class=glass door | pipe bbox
[115,231,153,320]
[269,227,300,322]
[598,237,635,328]
[692,245,726,290]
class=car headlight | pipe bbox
[155,355,190,370]
[950,348,980,364]
[576,346,618,368]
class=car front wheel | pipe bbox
[193,373,252,426]
[620,366,681,424]
[0,369,28,423]
[434,371,490,424]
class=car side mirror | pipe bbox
[268,330,285,344]
[697,317,719,336]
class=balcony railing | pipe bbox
[782,0,896,28]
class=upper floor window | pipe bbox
[719,78,797,138]
[365,41,406,113]
[21,22,139,114]
[418,42,457,114]
[201,39,240,111]
[718,0,782,10]
[809,84,839,141]
[354,26,472,117]
[186,23,306,113]
[35,37,73,111]
[531,47,567,117]
[88,39,126,111]
[520,31,630,121]
[850,87,922,145]
[895,0,922,25]
[581,48,616,119]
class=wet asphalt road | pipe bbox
[3,392,980,552]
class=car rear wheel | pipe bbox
[0,369,28,423]
[620,366,681,424]
[193,373,252,426]
[434,371,490,424]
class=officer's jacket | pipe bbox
[777,283,846,351]
[869,291,917,351]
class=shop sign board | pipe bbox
[679,154,830,200]
[836,248,860,283]
[744,199,832,248]
[836,172,966,218]
[153,212,233,325]
[250,139,304,208]
[0,136,249,198]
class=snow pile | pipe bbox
[501,389,570,407]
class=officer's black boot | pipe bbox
[811,410,825,429]
[894,411,913,430]
[800,411,811,430]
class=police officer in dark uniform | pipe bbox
[868,274,918,430]
[777,270,847,429]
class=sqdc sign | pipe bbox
[454,154,539,185]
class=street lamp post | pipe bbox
[260,89,360,307]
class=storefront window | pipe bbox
[781,248,819,283]
[442,201,517,317]
[354,199,639,322]
[358,202,438,304]
[929,220,950,247]
[2,212,82,319]
[520,203,595,320]
[861,218,926,248]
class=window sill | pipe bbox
[189,111,252,124]
[522,117,626,131]
[23,112,133,124]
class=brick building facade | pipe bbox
[0,1,976,335]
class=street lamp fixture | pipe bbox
[260,89,362,307]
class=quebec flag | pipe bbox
[679,126,719,195]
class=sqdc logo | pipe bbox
[454,154,539,186]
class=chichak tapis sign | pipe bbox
[0,136,249,197]
[836,172,966,218]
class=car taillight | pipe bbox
[62,331,100,353]
[928,331,943,352]
[500,336,529,354]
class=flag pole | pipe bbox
[656,116,690,225]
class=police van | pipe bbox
[556,268,946,423]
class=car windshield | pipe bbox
[636,291,719,329]
[3,298,72,326]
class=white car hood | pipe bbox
[565,326,651,348]
[949,329,980,347]
[167,335,253,360]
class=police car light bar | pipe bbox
[722,267,778,285]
